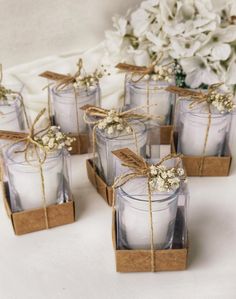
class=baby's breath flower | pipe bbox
[35,126,75,152]
[208,90,235,113]
[96,109,133,136]
[148,164,185,192]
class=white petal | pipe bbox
[128,49,150,66]
[226,56,236,85]
[217,26,236,43]
[211,43,231,61]
[185,70,204,88]
[180,56,204,73]
[146,32,164,48]
[130,8,150,37]
[112,16,127,36]
[163,23,185,36]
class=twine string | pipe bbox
[12,108,51,229]
[84,105,163,187]
[112,152,182,272]
[167,84,224,175]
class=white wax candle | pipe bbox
[52,85,99,134]
[96,122,147,186]
[5,145,64,211]
[127,79,174,125]
[117,177,178,250]
[179,101,230,156]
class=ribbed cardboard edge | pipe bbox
[86,159,113,206]
[1,181,75,235]
[112,210,188,272]
[69,133,90,155]
[172,132,232,176]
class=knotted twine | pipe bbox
[166,83,226,175]
[116,52,174,113]
[83,105,163,185]
[2,108,53,228]
[0,64,30,129]
[41,59,94,149]
[112,148,183,272]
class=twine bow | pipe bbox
[112,148,183,272]
[40,59,86,147]
[40,59,103,151]
[116,53,174,113]
[0,64,30,129]
[83,105,163,185]
[116,52,165,81]
[166,83,229,175]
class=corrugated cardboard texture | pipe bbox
[70,133,90,155]
[1,182,75,235]
[86,159,113,206]
[172,132,231,176]
[112,211,188,272]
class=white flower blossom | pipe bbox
[34,126,75,152]
[105,0,236,89]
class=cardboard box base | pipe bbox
[70,133,90,155]
[86,159,113,206]
[172,132,232,176]
[160,125,173,145]
[2,182,75,235]
[113,208,188,272]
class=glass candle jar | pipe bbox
[0,96,26,132]
[116,177,179,250]
[125,75,175,125]
[178,100,232,156]
[4,142,71,212]
[52,84,100,134]
[95,121,148,186]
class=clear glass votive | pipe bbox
[177,100,232,156]
[0,94,26,132]
[116,177,179,250]
[95,121,148,186]
[52,85,100,134]
[125,74,175,125]
[4,142,71,212]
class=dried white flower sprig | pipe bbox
[35,126,75,152]
[149,164,185,192]
[143,64,174,83]
[208,90,235,113]
[116,55,175,83]
[167,84,235,114]
[73,59,110,89]
[97,109,132,135]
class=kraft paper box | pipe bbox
[86,127,174,206]
[172,132,232,176]
[69,133,90,155]
[112,208,188,273]
[1,182,75,235]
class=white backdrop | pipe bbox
[0,0,138,67]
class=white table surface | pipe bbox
[0,146,236,299]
